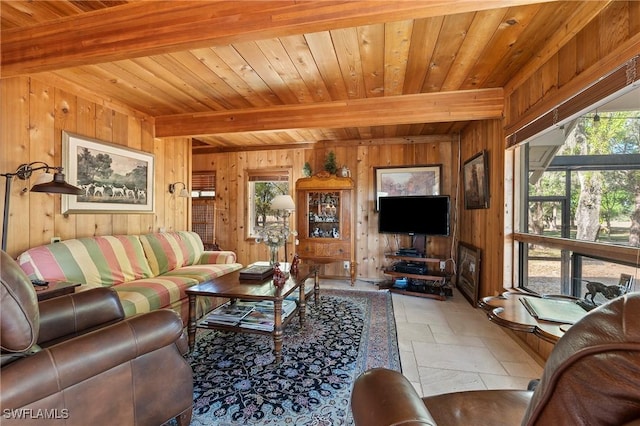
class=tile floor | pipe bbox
[321,278,544,397]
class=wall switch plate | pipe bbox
[439,261,446,270]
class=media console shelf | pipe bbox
[382,254,453,301]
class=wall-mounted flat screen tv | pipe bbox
[378,195,450,236]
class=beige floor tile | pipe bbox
[409,381,423,396]
[482,334,535,362]
[479,373,535,390]
[500,361,543,378]
[419,367,487,396]
[433,332,485,347]
[396,321,436,344]
[412,341,508,375]
[399,349,420,382]
[445,312,501,338]
[427,323,454,335]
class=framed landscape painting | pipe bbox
[374,164,441,211]
[61,131,154,214]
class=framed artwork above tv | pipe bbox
[374,164,441,211]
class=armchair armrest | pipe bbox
[198,250,237,265]
[1,309,185,410]
[351,368,437,426]
[37,287,125,346]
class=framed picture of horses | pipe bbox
[61,131,154,214]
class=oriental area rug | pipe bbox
[185,289,400,426]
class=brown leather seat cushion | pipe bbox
[423,390,532,426]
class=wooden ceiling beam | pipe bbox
[155,88,504,137]
[192,135,454,153]
[1,0,557,77]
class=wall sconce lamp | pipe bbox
[1,162,82,252]
[168,182,189,197]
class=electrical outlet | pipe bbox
[51,237,61,243]
[343,261,350,270]
[439,260,446,270]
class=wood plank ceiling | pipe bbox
[1,1,611,152]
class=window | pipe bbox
[191,172,216,249]
[511,76,640,298]
[191,172,216,198]
[246,169,290,239]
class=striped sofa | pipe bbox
[17,231,243,325]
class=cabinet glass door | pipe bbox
[307,191,340,238]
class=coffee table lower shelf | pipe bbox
[185,265,317,363]
[195,305,302,338]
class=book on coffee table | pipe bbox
[239,264,274,281]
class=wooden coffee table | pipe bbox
[185,264,316,363]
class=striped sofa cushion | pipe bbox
[162,262,243,283]
[112,275,199,318]
[139,231,204,276]
[17,235,153,287]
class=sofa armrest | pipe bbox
[1,309,185,409]
[198,250,237,265]
[351,368,437,426]
[37,287,125,346]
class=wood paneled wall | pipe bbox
[505,1,640,136]
[193,137,458,280]
[0,76,191,259]
[457,120,505,298]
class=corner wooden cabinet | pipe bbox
[295,176,356,284]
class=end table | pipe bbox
[34,281,81,301]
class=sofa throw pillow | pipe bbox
[139,232,203,276]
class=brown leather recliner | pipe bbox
[351,292,640,426]
[0,249,193,425]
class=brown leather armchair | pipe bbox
[0,250,193,425]
[352,292,640,426]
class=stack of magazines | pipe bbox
[239,299,297,331]
[201,302,255,326]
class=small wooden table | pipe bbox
[34,281,81,301]
[478,291,570,343]
[185,264,316,363]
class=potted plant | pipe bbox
[324,151,338,175]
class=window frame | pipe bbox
[508,57,640,297]
[245,168,292,240]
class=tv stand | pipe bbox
[382,254,452,301]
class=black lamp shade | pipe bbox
[30,172,83,195]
